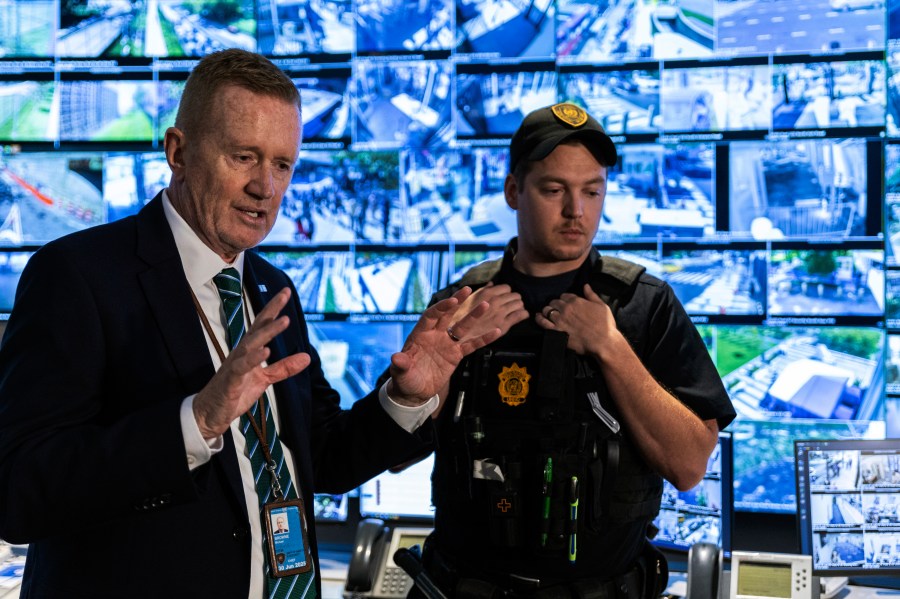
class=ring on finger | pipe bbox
[546,308,560,320]
[447,327,461,342]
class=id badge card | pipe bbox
[264,499,313,577]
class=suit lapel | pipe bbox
[134,195,247,509]
[134,195,214,393]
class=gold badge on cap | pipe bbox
[498,363,531,407]
[551,103,589,128]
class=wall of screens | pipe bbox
[1,0,900,520]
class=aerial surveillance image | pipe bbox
[56,0,256,57]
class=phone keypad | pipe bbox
[380,566,410,596]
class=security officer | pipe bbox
[415,103,736,599]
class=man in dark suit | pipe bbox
[0,49,498,598]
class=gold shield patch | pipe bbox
[551,103,588,128]
[498,363,531,407]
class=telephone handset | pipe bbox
[343,519,432,599]
[686,542,723,599]
[345,518,389,594]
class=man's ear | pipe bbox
[163,127,187,178]
[504,173,518,210]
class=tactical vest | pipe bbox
[431,254,664,573]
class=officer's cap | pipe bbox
[508,103,618,172]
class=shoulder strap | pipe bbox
[456,257,503,289]
[590,255,646,315]
[429,257,503,305]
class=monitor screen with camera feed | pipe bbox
[56,75,159,142]
[359,453,436,521]
[698,324,887,513]
[2,0,900,528]
[652,432,733,558]
[304,319,417,408]
[725,138,878,240]
[557,64,660,138]
[258,0,353,59]
[600,142,716,241]
[357,0,454,56]
[303,319,418,522]
[291,68,352,145]
[258,249,468,315]
[886,141,900,266]
[455,61,558,143]
[660,242,767,322]
[0,250,33,319]
[795,438,900,575]
[102,152,169,222]
[0,151,104,246]
[258,146,516,246]
[766,242,885,323]
[0,76,56,143]
[660,59,772,136]
[56,0,256,58]
[772,54,886,137]
[354,59,453,150]
[455,0,553,60]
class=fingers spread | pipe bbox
[266,352,311,382]
[459,327,502,355]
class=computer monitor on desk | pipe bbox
[795,438,900,581]
[358,453,436,522]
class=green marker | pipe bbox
[540,457,553,546]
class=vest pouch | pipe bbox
[585,440,614,534]
[480,459,524,548]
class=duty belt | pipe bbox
[423,543,646,599]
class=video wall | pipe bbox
[1,0,900,518]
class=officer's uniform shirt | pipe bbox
[428,240,736,582]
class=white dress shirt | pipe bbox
[161,191,436,598]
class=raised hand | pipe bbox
[388,286,502,405]
[447,282,528,342]
[193,287,311,438]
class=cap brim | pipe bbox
[526,129,618,167]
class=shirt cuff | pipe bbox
[379,380,438,432]
[181,395,223,471]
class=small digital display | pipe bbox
[397,533,428,551]
[736,562,792,599]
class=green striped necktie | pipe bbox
[213,268,316,599]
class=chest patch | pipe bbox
[498,363,531,407]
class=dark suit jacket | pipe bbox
[0,195,429,598]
